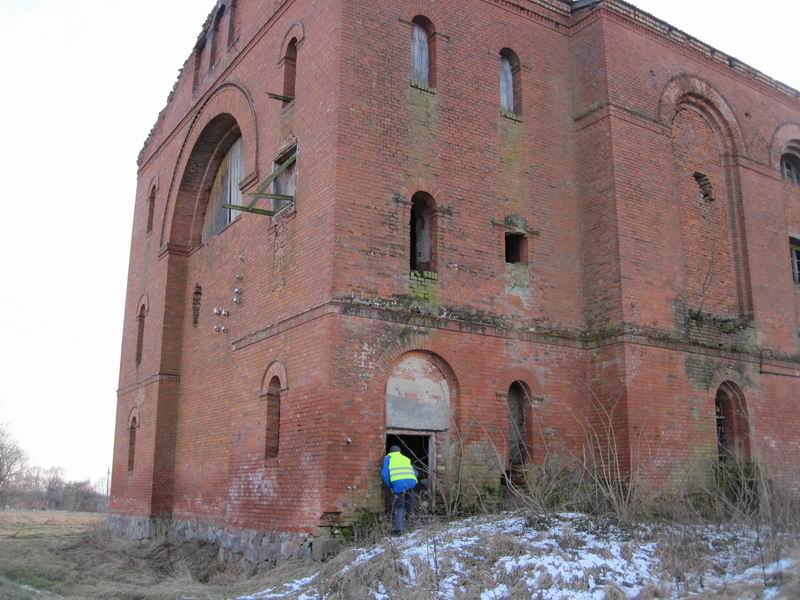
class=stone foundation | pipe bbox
[108,514,313,565]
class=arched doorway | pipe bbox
[714,381,750,463]
[384,352,453,501]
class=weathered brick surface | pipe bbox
[112,0,800,558]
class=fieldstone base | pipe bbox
[107,514,313,565]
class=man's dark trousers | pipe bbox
[392,489,414,533]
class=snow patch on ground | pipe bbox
[237,513,794,599]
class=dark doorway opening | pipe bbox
[384,433,432,514]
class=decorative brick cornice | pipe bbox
[231,296,800,373]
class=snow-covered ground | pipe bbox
[237,513,795,599]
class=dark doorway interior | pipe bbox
[386,434,430,479]
[384,434,431,513]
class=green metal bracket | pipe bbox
[224,151,297,217]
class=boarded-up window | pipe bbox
[146,187,156,234]
[202,136,244,241]
[283,38,298,104]
[135,304,146,367]
[411,17,435,87]
[265,377,281,459]
[500,48,521,115]
[410,192,436,272]
[781,154,800,185]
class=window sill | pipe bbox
[501,110,523,122]
[411,80,436,94]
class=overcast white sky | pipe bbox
[0,0,798,483]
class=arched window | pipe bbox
[781,153,800,185]
[202,136,244,241]
[146,187,156,234]
[715,382,750,464]
[507,382,527,466]
[500,48,521,115]
[127,416,138,472]
[282,38,298,105]
[135,304,146,367]
[209,6,227,67]
[192,38,207,90]
[411,16,435,88]
[264,376,281,459]
[410,192,436,272]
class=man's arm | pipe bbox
[381,456,391,487]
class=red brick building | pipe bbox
[111,0,800,561]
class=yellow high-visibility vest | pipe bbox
[388,452,418,484]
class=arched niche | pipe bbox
[660,74,753,318]
[385,351,454,432]
[715,381,751,464]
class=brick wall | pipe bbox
[111,0,800,558]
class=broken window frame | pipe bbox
[791,238,800,285]
[225,147,298,218]
[781,153,800,185]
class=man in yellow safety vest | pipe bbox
[381,445,418,535]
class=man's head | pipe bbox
[389,445,401,454]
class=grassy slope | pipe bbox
[0,510,313,600]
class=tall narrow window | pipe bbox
[791,238,800,284]
[146,187,156,234]
[411,16,435,88]
[410,192,436,272]
[282,38,298,105]
[265,377,281,459]
[500,48,521,115]
[715,383,750,464]
[507,382,527,466]
[135,304,146,367]
[127,417,137,472]
[192,39,206,89]
[209,6,227,68]
[202,136,244,241]
[273,147,298,211]
[781,153,800,185]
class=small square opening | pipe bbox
[505,232,527,264]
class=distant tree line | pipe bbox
[0,422,107,513]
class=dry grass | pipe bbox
[0,510,314,599]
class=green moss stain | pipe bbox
[408,270,439,304]
[408,86,437,177]
[499,115,526,205]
